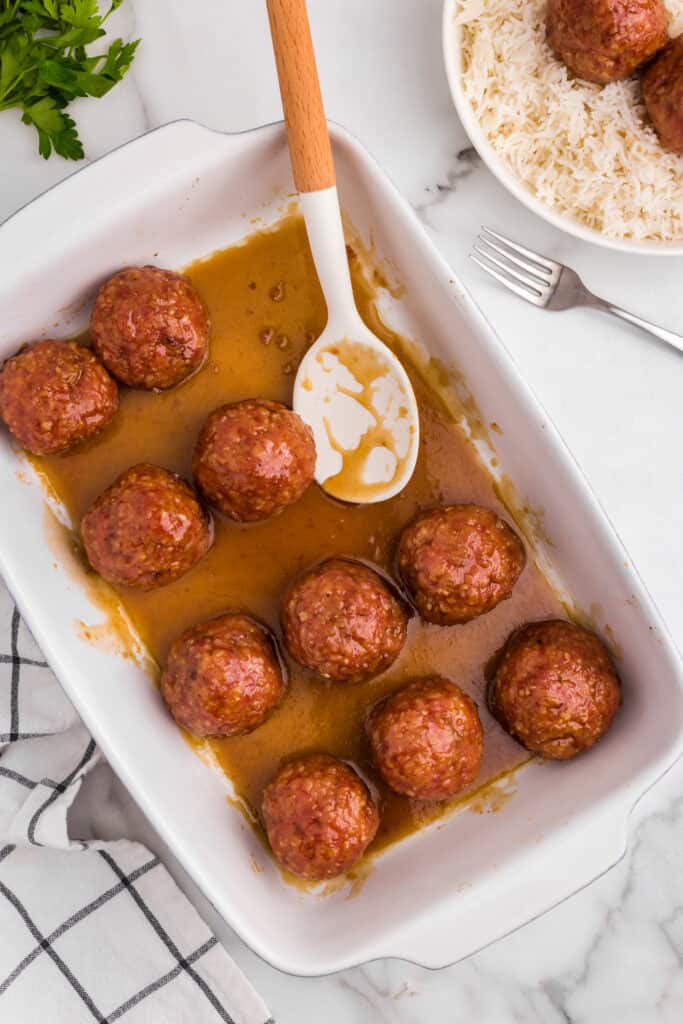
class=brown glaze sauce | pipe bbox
[35,214,564,865]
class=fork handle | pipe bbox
[589,297,683,355]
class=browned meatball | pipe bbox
[0,340,118,456]
[81,463,213,589]
[643,36,683,154]
[193,399,316,522]
[261,754,379,880]
[90,267,210,390]
[160,614,284,738]
[367,678,483,800]
[546,0,668,84]
[280,559,408,683]
[397,505,525,626]
[488,620,621,760]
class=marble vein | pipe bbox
[414,146,483,227]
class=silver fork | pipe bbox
[470,227,683,355]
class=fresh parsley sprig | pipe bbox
[0,0,139,160]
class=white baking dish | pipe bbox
[1,120,682,976]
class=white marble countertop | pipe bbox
[3,1,683,1020]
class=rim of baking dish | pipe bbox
[1,119,683,978]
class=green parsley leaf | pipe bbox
[0,0,139,160]
[21,94,82,159]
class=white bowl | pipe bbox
[1,120,683,975]
[442,0,683,255]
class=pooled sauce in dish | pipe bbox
[35,214,564,866]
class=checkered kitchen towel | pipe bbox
[0,585,273,1023]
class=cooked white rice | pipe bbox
[455,0,683,241]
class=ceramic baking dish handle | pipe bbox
[384,801,633,969]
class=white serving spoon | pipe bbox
[266,0,419,504]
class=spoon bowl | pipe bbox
[294,318,419,505]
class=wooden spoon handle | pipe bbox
[266,0,336,193]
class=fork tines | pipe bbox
[469,227,556,306]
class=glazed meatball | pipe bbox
[81,463,213,589]
[193,399,316,522]
[280,559,408,683]
[367,678,483,800]
[546,0,668,84]
[0,340,117,456]
[90,267,210,390]
[397,505,525,626]
[160,614,284,738]
[488,619,621,760]
[261,754,379,880]
[643,36,683,154]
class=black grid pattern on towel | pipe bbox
[0,603,274,1024]
[0,846,238,1023]
[0,607,48,743]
